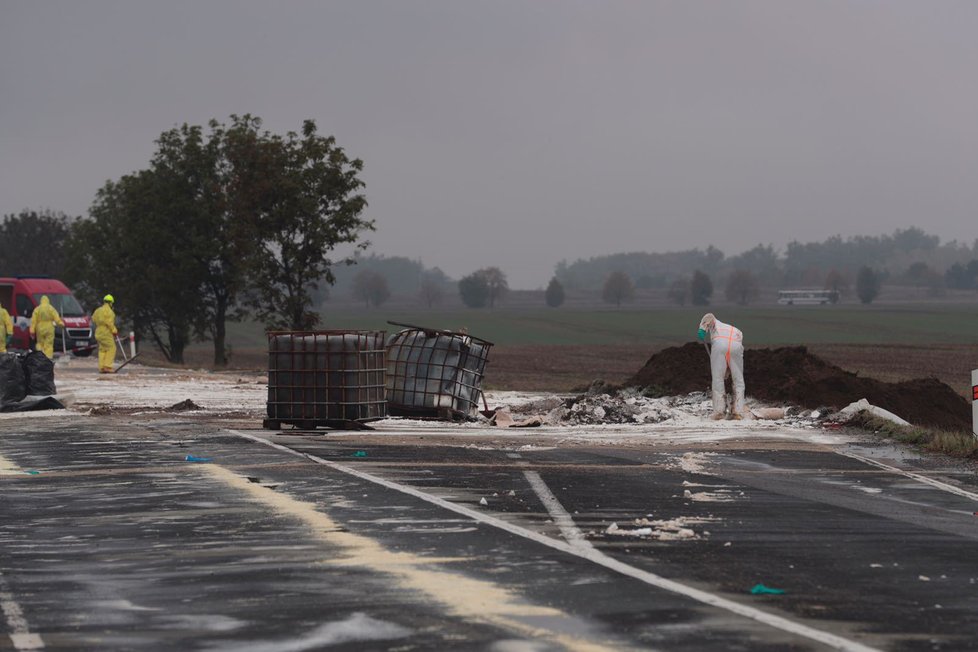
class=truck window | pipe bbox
[16,294,34,318]
[32,293,85,317]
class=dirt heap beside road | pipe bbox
[628,342,970,432]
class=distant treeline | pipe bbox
[317,254,454,302]
[554,228,978,291]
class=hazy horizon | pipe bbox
[3,1,977,289]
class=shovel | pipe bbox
[110,353,140,373]
[115,334,129,362]
[480,390,496,419]
[107,334,140,373]
[55,327,70,367]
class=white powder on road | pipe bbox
[56,359,266,414]
[209,612,411,652]
[41,359,862,451]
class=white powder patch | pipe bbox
[162,614,246,633]
[679,452,717,475]
[0,410,69,421]
[604,516,714,540]
[209,613,409,651]
[56,361,266,414]
[38,367,861,451]
[683,489,737,503]
[91,599,160,612]
[490,640,553,652]
[485,391,573,409]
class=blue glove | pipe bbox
[697,328,707,342]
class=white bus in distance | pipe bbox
[777,289,839,305]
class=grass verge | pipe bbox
[847,411,978,459]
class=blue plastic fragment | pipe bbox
[185,455,212,463]
[352,450,368,458]
[750,583,786,595]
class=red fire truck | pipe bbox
[0,276,96,356]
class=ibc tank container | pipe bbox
[386,324,492,420]
[264,330,386,430]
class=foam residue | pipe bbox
[679,452,717,475]
[683,489,736,503]
[209,613,410,651]
[603,516,714,541]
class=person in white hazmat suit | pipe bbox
[697,313,746,420]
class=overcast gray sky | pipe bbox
[2,1,977,288]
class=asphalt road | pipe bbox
[2,413,978,651]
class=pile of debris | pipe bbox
[627,343,970,431]
[501,383,829,428]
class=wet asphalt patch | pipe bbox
[3,418,978,650]
[277,435,978,651]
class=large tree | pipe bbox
[458,267,507,309]
[690,270,713,306]
[856,266,881,304]
[667,276,690,306]
[68,172,200,363]
[823,268,849,300]
[149,117,258,365]
[724,269,759,306]
[247,120,372,330]
[352,270,390,308]
[0,209,75,277]
[945,260,978,290]
[68,115,373,363]
[458,272,490,308]
[418,269,446,308]
[545,277,565,308]
[70,116,266,366]
[602,271,635,308]
[481,267,508,308]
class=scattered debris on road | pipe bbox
[750,584,786,595]
[167,399,202,412]
[601,516,713,541]
[493,386,829,428]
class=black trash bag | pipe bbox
[22,351,57,396]
[0,353,28,405]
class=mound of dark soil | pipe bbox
[628,343,970,432]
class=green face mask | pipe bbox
[697,328,707,341]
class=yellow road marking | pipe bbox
[0,453,26,476]
[203,463,625,652]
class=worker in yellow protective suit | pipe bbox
[92,295,118,374]
[0,305,13,352]
[697,313,746,420]
[29,296,65,360]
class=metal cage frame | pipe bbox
[385,322,492,420]
[264,330,387,430]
